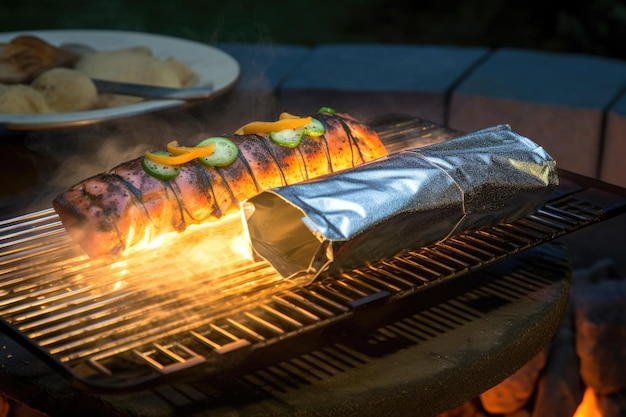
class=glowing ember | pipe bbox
[86,209,297,323]
[120,211,255,271]
[573,387,601,417]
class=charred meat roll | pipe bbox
[52,112,388,258]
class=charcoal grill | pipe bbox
[0,117,625,417]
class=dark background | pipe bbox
[2,0,626,60]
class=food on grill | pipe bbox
[31,67,98,112]
[195,137,239,167]
[52,110,387,258]
[270,118,325,147]
[140,138,232,180]
[244,124,559,280]
[141,152,182,181]
[145,140,217,168]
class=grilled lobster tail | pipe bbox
[52,112,388,257]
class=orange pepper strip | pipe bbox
[145,141,215,165]
[279,112,301,120]
[234,116,312,135]
[165,140,215,155]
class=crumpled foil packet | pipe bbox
[241,125,558,283]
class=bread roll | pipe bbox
[31,67,98,112]
[75,49,183,87]
[0,84,50,114]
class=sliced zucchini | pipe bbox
[197,136,239,167]
[317,106,336,115]
[303,118,325,137]
[142,151,180,180]
[270,127,304,148]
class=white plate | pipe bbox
[0,29,240,130]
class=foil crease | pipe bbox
[242,125,558,283]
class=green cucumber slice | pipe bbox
[317,106,336,115]
[270,127,304,148]
[303,118,324,137]
[197,136,239,167]
[142,151,180,180]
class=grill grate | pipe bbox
[0,117,625,390]
[0,174,624,390]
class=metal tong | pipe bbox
[91,78,214,100]
[58,43,215,100]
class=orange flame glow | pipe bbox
[573,387,602,417]
[78,208,293,336]
[122,211,254,266]
[101,211,264,304]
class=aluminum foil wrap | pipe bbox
[241,125,558,283]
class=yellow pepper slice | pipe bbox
[145,140,215,166]
[165,140,215,156]
[234,116,312,135]
[279,112,301,120]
